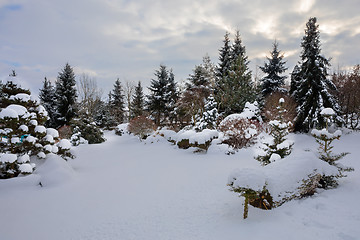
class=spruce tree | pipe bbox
[218,54,256,115]
[201,54,216,89]
[0,80,73,178]
[231,30,248,65]
[216,32,232,80]
[259,41,288,97]
[289,64,301,102]
[39,77,57,128]
[130,81,145,119]
[291,17,341,132]
[54,63,77,127]
[109,78,126,124]
[256,98,293,165]
[147,65,177,125]
[166,69,179,124]
[195,95,219,130]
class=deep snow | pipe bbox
[0,130,359,240]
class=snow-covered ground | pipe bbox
[1,130,359,240]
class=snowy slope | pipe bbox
[0,131,359,240]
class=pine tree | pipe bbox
[39,77,57,128]
[130,81,145,119]
[147,65,177,125]
[291,17,341,132]
[259,41,288,97]
[54,63,77,127]
[256,98,293,165]
[109,78,126,124]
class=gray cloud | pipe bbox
[0,0,359,96]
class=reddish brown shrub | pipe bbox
[262,92,296,131]
[128,116,156,139]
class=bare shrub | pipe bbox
[128,116,156,139]
[218,118,262,149]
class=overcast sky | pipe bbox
[0,0,359,95]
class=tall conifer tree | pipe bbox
[109,78,126,124]
[259,41,288,97]
[54,63,77,127]
[147,65,177,125]
[291,17,341,132]
[39,77,57,128]
[130,81,145,119]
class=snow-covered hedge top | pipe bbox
[0,153,17,163]
[228,151,339,202]
[320,108,335,116]
[176,129,219,144]
[220,102,260,123]
[155,128,219,145]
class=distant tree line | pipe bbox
[2,17,358,143]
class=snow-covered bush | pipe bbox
[195,95,219,131]
[256,98,293,165]
[70,126,88,146]
[0,80,72,178]
[228,151,340,219]
[71,117,105,144]
[175,128,218,151]
[127,116,156,140]
[218,102,262,149]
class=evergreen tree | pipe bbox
[195,95,219,130]
[256,98,293,165]
[289,64,301,102]
[54,63,77,127]
[109,78,126,124]
[0,80,72,178]
[217,54,256,115]
[179,64,212,127]
[216,32,232,80]
[147,65,177,125]
[259,41,288,97]
[291,17,341,132]
[231,30,248,65]
[201,54,216,89]
[130,81,145,119]
[166,69,179,124]
[39,77,57,128]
